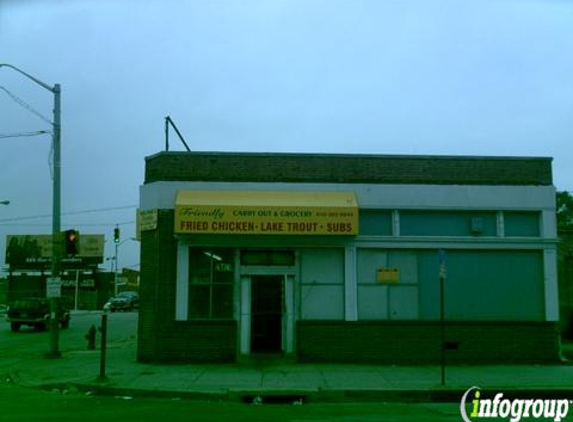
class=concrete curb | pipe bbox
[38,382,573,404]
[41,382,229,401]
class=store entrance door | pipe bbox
[250,275,283,353]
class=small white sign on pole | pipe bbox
[46,277,62,298]
[439,249,447,279]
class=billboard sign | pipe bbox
[5,234,105,270]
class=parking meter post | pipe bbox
[97,313,108,382]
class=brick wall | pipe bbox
[137,210,237,362]
[139,151,556,363]
[297,321,560,364]
[145,152,552,186]
[152,321,237,362]
[138,210,174,361]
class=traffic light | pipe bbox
[64,229,79,256]
[114,227,120,243]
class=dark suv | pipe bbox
[7,298,71,332]
[104,291,139,312]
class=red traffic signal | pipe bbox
[64,229,79,255]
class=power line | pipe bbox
[0,130,52,139]
[0,205,137,223]
[0,221,135,227]
[0,85,52,125]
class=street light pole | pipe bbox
[113,237,137,296]
[0,64,61,358]
[49,83,62,359]
[114,240,119,296]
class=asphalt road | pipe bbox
[0,383,466,422]
[0,311,473,421]
[0,310,137,363]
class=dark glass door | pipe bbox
[251,276,283,353]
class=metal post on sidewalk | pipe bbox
[97,313,108,382]
[440,273,446,386]
[439,249,447,386]
[74,270,80,311]
[114,240,119,296]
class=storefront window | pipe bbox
[240,250,295,266]
[188,248,234,319]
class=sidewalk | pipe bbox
[4,337,573,402]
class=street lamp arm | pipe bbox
[1,63,62,358]
[0,63,55,93]
[118,237,137,246]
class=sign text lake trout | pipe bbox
[175,206,358,235]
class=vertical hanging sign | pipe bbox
[46,277,62,298]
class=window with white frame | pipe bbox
[188,248,234,319]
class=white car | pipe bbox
[103,291,139,312]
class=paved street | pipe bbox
[2,310,573,421]
[0,310,137,371]
[0,312,464,421]
[0,383,464,422]
[0,310,137,350]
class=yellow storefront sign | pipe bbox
[174,190,359,235]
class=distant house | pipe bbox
[138,151,559,364]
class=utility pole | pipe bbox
[0,64,61,358]
[48,83,62,359]
[114,225,120,296]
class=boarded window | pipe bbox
[400,211,497,236]
[504,212,540,237]
[359,210,393,235]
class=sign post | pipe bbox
[439,249,447,386]
[97,313,108,382]
[46,276,61,359]
[74,270,80,310]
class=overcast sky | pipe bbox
[1,0,572,275]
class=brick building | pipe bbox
[138,151,560,363]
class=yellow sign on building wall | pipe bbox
[174,190,359,235]
[377,267,400,283]
[136,209,158,240]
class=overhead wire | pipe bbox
[0,221,135,227]
[0,205,138,224]
[0,130,51,139]
[1,84,55,177]
[0,85,52,125]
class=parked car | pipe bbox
[103,291,139,312]
[117,291,139,308]
[6,297,70,332]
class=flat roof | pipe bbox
[144,151,553,186]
